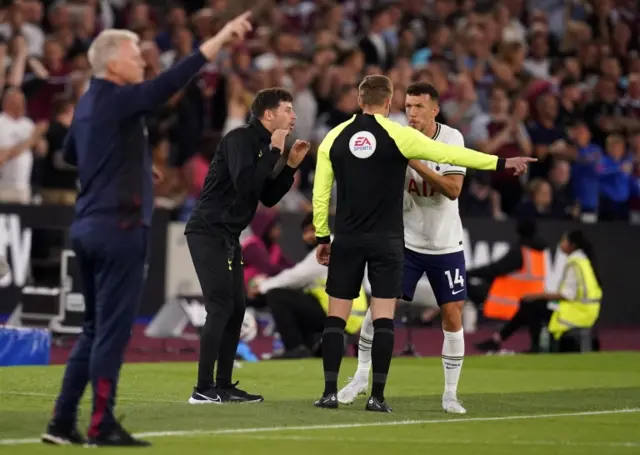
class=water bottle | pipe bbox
[272,332,285,355]
[539,327,550,353]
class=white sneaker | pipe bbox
[442,395,467,414]
[337,377,368,405]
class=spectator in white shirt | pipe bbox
[0,3,45,57]
[0,88,48,203]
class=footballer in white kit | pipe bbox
[339,82,468,414]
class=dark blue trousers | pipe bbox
[53,223,148,437]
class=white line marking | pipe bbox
[227,435,640,448]
[2,407,638,446]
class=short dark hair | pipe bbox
[406,82,440,101]
[251,88,294,118]
[358,75,393,106]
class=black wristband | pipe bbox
[496,158,506,171]
[316,236,331,244]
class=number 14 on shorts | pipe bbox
[444,268,465,290]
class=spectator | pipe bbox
[388,84,408,125]
[359,6,394,70]
[527,90,574,179]
[289,62,317,142]
[599,134,634,221]
[160,26,194,70]
[0,0,639,231]
[568,122,603,221]
[0,88,47,203]
[440,73,483,136]
[524,29,551,80]
[315,84,359,141]
[154,4,187,53]
[26,38,71,121]
[548,159,579,219]
[242,209,294,308]
[515,178,566,219]
[37,96,76,205]
[277,0,316,37]
[469,85,532,214]
[460,171,504,219]
[0,2,45,56]
[584,76,625,146]
[556,78,583,127]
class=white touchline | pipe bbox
[222,435,640,448]
[1,407,638,446]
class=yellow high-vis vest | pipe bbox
[307,279,368,335]
[548,255,602,340]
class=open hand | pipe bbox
[505,157,537,176]
[316,243,331,266]
[287,139,310,168]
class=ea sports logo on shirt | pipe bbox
[349,131,377,159]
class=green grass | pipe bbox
[1,352,640,454]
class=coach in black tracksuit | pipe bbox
[185,88,310,404]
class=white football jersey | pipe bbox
[403,123,466,255]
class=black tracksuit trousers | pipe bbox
[186,233,245,389]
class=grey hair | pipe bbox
[88,29,139,78]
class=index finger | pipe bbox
[522,157,538,162]
[234,10,252,22]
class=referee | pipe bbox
[185,88,310,404]
[42,13,253,447]
[312,75,535,412]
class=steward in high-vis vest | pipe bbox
[466,217,548,320]
[252,213,367,359]
[475,229,601,354]
[546,230,602,341]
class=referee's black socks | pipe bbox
[322,316,347,396]
[371,318,395,401]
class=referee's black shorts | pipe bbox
[326,234,403,300]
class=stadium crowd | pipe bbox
[0,0,640,223]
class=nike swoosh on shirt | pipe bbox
[452,289,465,295]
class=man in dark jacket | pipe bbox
[43,13,253,447]
[185,88,310,404]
